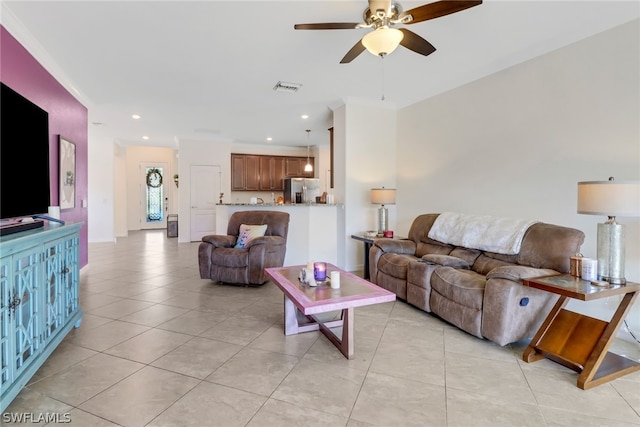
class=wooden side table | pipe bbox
[522,274,640,389]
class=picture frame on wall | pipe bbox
[59,135,75,209]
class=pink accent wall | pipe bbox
[1,26,89,267]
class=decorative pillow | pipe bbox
[234,224,268,249]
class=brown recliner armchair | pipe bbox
[198,211,290,285]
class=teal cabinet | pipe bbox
[0,223,83,411]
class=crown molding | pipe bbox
[1,3,91,108]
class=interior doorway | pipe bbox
[190,165,220,241]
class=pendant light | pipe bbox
[304,129,313,172]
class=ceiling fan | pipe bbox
[294,0,482,63]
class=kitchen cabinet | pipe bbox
[260,156,286,191]
[231,154,260,191]
[231,154,314,191]
[285,157,314,178]
[0,223,83,412]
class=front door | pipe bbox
[140,162,169,230]
[190,165,220,241]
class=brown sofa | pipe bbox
[198,210,289,285]
[369,213,585,345]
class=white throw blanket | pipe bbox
[428,212,539,255]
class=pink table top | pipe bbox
[264,264,396,315]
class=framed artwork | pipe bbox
[59,135,76,209]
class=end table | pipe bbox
[522,274,640,389]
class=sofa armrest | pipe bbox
[201,235,236,248]
[246,235,285,249]
[422,254,470,269]
[374,239,416,255]
[486,266,559,283]
[482,267,560,346]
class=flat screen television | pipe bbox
[0,82,51,221]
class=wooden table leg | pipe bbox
[315,308,355,359]
[578,291,639,389]
[363,242,372,280]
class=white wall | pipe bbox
[396,20,640,339]
[87,135,115,242]
[334,99,397,272]
[113,144,127,237]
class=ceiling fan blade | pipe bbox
[294,23,360,30]
[340,40,366,63]
[401,0,482,24]
[398,29,436,57]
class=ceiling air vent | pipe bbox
[273,81,302,93]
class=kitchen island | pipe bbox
[215,204,343,266]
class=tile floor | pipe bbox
[5,229,640,426]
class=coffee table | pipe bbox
[264,264,396,359]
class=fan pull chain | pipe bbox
[380,53,386,101]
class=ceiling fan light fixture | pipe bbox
[362,27,404,56]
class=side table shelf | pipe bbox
[0,223,84,411]
[522,274,640,390]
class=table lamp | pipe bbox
[371,188,396,234]
[577,178,640,285]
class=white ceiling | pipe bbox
[2,1,638,149]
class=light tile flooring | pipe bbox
[5,230,640,426]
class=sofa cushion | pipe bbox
[378,253,417,279]
[431,267,486,310]
[472,254,517,276]
[422,254,470,269]
[449,247,482,265]
[517,223,585,273]
[211,247,249,267]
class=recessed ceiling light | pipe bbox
[301,114,309,119]
[266,137,273,141]
[132,114,141,120]
[142,135,149,140]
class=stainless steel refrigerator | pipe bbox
[283,178,321,204]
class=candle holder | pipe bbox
[314,262,327,281]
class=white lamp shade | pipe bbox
[304,162,313,172]
[371,188,396,205]
[577,181,640,216]
[362,27,404,56]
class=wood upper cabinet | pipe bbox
[245,155,260,190]
[231,154,246,190]
[260,156,285,190]
[285,157,315,178]
[231,154,260,191]
[285,157,302,177]
[232,153,314,191]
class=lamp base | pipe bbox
[597,222,626,285]
[377,205,388,234]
